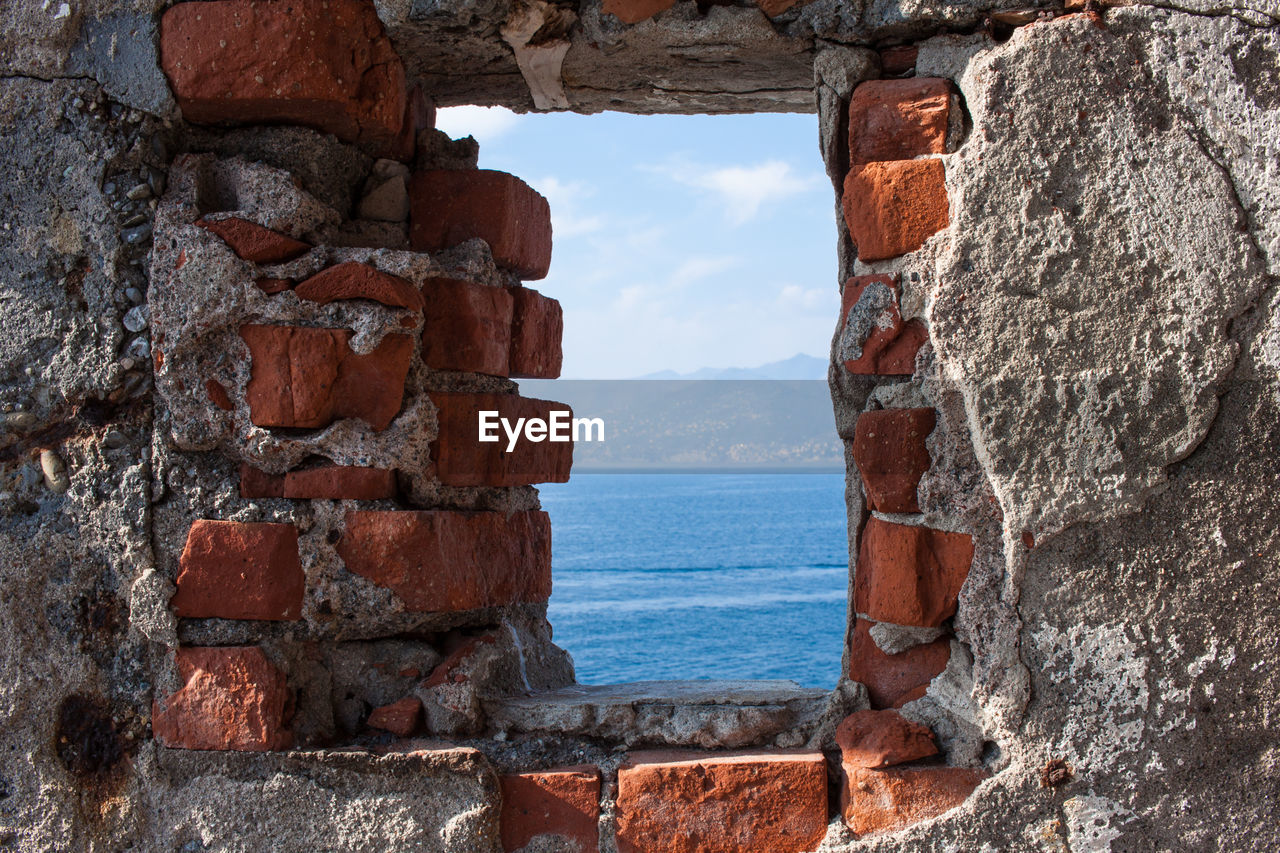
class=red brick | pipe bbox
[852,408,936,513]
[385,84,435,163]
[500,766,601,853]
[197,217,310,264]
[336,510,552,612]
[287,466,396,500]
[756,0,812,16]
[848,618,951,709]
[240,325,413,431]
[171,520,303,621]
[241,325,341,427]
[843,159,949,261]
[841,762,986,837]
[239,464,285,499]
[879,45,919,76]
[205,379,233,411]
[333,335,415,430]
[510,288,564,379]
[616,751,828,853]
[152,646,292,751]
[160,0,407,153]
[430,393,573,487]
[409,170,552,280]
[855,518,973,628]
[841,275,928,376]
[295,262,424,311]
[239,464,396,500]
[848,78,953,165]
[601,0,676,23]
[835,709,938,769]
[367,697,422,737]
[420,277,514,376]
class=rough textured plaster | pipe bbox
[929,13,1267,542]
[822,9,1280,851]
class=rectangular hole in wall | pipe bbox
[438,107,847,689]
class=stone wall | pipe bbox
[1,0,1279,850]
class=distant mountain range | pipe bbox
[635,353,829,381]
[519,361,841,472]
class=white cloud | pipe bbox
[615,284,650,311]
[601,258,734,315]
[671,256,737,287]
[649,158,822,225]
[619,223,668,250]
[778,284,831,312]
[434,106,522,145]
[563,283,839,378]
[536,176,604,239]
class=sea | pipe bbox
[539,472,849,689]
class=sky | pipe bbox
[435,106,840,380]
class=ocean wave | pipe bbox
[549,589,847,616]
[551,562,848,576]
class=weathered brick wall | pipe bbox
[147,0,578,764]
[2,0,1279,850]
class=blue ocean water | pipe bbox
[539,473,849,688]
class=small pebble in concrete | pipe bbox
[122,223,152,244]
[4,411,37,432]
[124,336,149,359]
[123,305,148,332]
[40,450,69,493]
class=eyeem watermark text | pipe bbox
[478,410,605,451]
